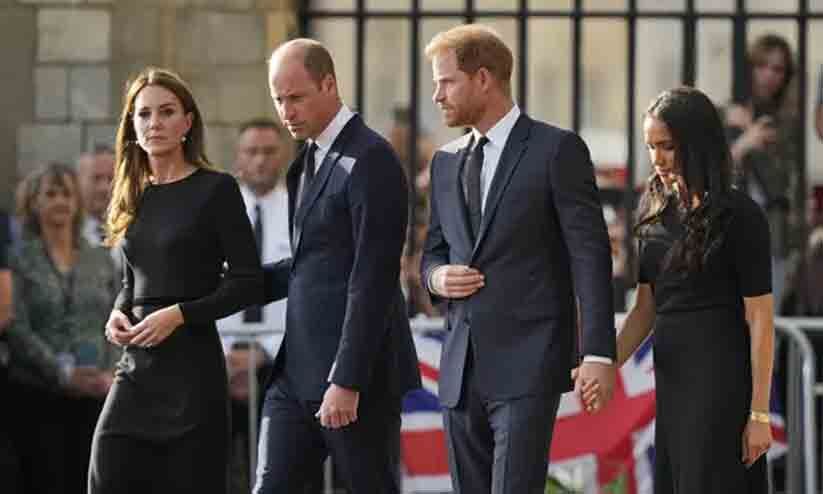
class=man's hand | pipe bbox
[227,346,267,401]
[431,265,484,299]
[316,384,359,429]
[575,361,616,413]
[66,367,106,398]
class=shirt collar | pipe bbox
[310,104,355,154]
[472,104,521,149]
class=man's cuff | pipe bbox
[583,355,613,365]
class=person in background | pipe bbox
[0,207,22,494]
[816,64,823,143]
[388,107,439,318]
[216,118,292,493]
[77,146,116,247]
[724,33,802,309]
[0,209,11,332]
[587,87,774,493]
[88,67,262,494]
[5,163,117,494]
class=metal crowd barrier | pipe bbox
[775,317,821,494]
[220,315,820,494]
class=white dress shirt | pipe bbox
[297,104,356,203]
[217,183,291,355]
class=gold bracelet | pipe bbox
[750,410,771,424]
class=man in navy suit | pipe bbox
[253,39,420,494]
[421,25,617,493]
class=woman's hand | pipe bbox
[105,309,134,347]
[128,305,184,348]
[742,419,772,467]
[572,367,603,413]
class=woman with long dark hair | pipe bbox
[583,87,774,493]
[88,67,262,493]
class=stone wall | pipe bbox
[0,0,298,210]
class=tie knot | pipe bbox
[475,135,489,150]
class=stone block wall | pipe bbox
[0,0,298,210]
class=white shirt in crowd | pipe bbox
[217,182,291,356]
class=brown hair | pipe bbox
[106,67,215,246]
[424,24,513,95]
[17,162,84,245]
[745,33,796,108]
[238,118,285,137]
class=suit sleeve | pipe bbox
[420,152,449,304]
[261,258,292,304]
[549,131,616,360]
[179,175,264,323]
[329,144,409,391]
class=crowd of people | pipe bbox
[0,26,821,494]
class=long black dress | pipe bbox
[638,190,771,494]
[89,169,263,494]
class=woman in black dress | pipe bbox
[583,87,774,493]
[88,67,263,493]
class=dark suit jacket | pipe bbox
[421,114,615,407]
[263,114,420,402]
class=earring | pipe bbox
[181,135,187,143]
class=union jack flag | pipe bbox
[400,330,787,493]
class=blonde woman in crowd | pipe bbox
[5,163,117,494]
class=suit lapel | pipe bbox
[292,115,361,255]
[450,135,475,253]
[286,143,307,252]
[471,115,532,260]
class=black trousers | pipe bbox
[442,352,562,494]
[253,377,402,494]
[0,369,23,494]
[8,381,102,494]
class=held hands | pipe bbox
[316,383,359,429]
[742,417,772,467]
[105,305,184,348]
[431,265,484,299]
[572,362,616,414]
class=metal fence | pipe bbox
[221,315,822,493]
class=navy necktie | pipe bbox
[243,204,263,323]
[464,135,488,239]
[305,142,318,184]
